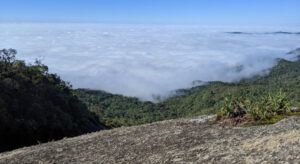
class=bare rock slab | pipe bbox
[0,116,300,164]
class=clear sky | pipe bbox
[1,0,300,26]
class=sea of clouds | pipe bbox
[0,24,299,101]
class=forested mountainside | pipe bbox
[1,48,299,152]
[0,49,106,152]
[74,50,300,128]
[74,89,163,128]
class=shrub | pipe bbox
[219,91,291,124]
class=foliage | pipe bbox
[75,53,300,128]
[218,91,291,123]
[0,49,106,152]
[73,89,174,128]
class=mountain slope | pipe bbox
[1,116,299,163]
[75,53,300,128]
[0,49,107,152]
[162,57,300,115]
[73,89,180,128]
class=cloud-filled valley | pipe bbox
[0,24,299,101]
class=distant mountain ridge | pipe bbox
[226,31,300,35]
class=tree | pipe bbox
[0,49,106,152]
[0,48,17,63]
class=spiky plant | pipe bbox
[219,91,291,123]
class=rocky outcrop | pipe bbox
[0,116,299,164]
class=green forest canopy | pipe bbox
[0,49,106,152]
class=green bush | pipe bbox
[219,91,291,122]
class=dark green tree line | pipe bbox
[0,49,106,152]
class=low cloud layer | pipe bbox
[0,24,299,101]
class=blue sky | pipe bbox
[1,0,300,26]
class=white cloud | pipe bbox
[0,24,299,101]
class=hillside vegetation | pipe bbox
[75,51,300,128]
[1,47,299,152]
[216,91,294,126]
[0,49,106,152]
